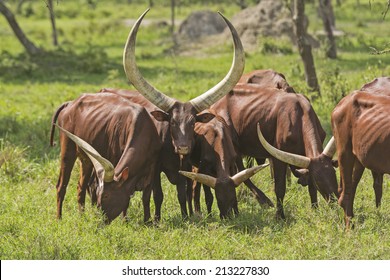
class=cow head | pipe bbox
[56,125,132,223]
[123,9,245,157]
[179,163,269,218]
[257,124,339,202]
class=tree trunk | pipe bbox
[293,0,320,95]
[171,0,175,34]
[319,0,337,59]
[0,0,41,55]
[47,0,58,46]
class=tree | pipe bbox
[0,0,42,55]
[319,0,337,59]
[171,0,175,34]
[45,0,58,46]
[292,0,320,95]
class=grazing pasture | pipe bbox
[1,0,390,259]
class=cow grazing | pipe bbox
[51,92,161,223]
[199,83,339,219]
[119,9,245,218]
[332,81,390,227]
[181,111,271,218]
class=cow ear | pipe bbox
[332,159,339,168]
[114,167,129,182]
[196,112,215,123]
[150,110,169,122]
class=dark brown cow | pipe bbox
[50,92,161,223]
[181,111,271,218]
[118,9,245,218]
[123,9,244,158]
[204,84,338,219]
[331,90,390,227]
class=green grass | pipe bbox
[1,0,390,260]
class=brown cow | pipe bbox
[118,9,245,218]
[182,111,271,218]
[51,92,161,223]
[358,77,390,207]
[204,84,338,219]
[238,69,296,93]
[123,9,244,158]
[332,82,390,227]
[183,69,296,216]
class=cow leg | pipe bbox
[186,177,194,216]
[271,158,287,219]
[308,179,318,208]
[142,184,153,223]
[77,156,93,213]
[87,172,97,206]
[193,181,202,214]
[203,185,214,215]
[56,142,77,219]
[338,147,357,228]
[152,171,163,222]
[176,177,189,219]
[371,171,383,208]
[236,158,274,207]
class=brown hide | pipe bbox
[355,76,390,207]
[332,90,390,227]
[211,84,338,218]
[238,69,296,93]
[360,77,390,95]
[192,113,239,217]
[52,92,161,223]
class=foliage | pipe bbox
[1,0,390,260]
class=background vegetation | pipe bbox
[0,0,389,259]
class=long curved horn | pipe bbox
[123,9,176,112]
[189,12,245,112]
[178,171,216,189]
[322,136,336,158]
[257,124,311,169]
[179,163,268,189]
[231,163,269,187]
[55,124,115,183]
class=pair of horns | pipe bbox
[123,9,245,113]
[256,123,336,168]
[56,125,115,192]
[179,163,269,188]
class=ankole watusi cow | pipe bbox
[50,93,161,223]
[180,110,271,218]
[331,77,390,228]
[357,77,390,207]
[181,69,296,216]
[117,9,245,219]
[188,83,339,219]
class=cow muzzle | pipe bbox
[176,146,190,156]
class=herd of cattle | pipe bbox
[50,10,390,229]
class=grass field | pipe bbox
[1,0,390,259]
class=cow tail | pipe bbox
[50,102,70,147]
